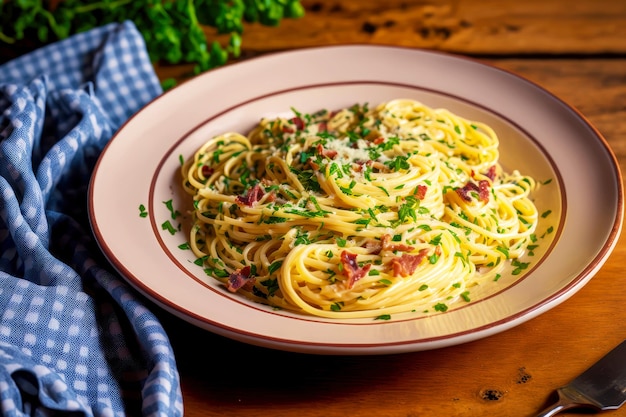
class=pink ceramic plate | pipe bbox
[89,46,622,354]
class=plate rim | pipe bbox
[89,45,624,354]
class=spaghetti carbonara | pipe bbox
[181,99,539,319]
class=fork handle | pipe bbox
[534,386,599,417]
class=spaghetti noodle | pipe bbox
[181,99,539,319]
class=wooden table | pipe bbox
[155,1,626,416]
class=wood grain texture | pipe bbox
[206,0,626,55]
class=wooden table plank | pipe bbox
[208,0,626,55]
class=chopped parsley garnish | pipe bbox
[163,199,181,220]
[268,261,283,274]
[434,303,448,312]
[161,220,177,235]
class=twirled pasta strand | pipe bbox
[182,99,539,319]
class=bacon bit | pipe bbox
[282,125,294,134]
[235,184,265,206]
[485,165,497,182]
[305,158,320,170]
[381,234,414,253]
[227,266,256,292]
[373,137,385,145]
[318,122,328,132]
[391,249,429,277]
[415,185,427,200]
[340,251,371,288]
[456,182,477,202]
[478,179,490,202]
[316,144,338,159]
[291,116,305,131]
[201,165,214,177]
[456,180,490,203]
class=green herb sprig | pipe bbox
[0,0,304,84]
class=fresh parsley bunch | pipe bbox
[0,0,304,75]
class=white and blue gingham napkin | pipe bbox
[0,21,183,416]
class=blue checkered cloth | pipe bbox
[0,21,183,416]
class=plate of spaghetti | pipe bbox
[89,45,623,354]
